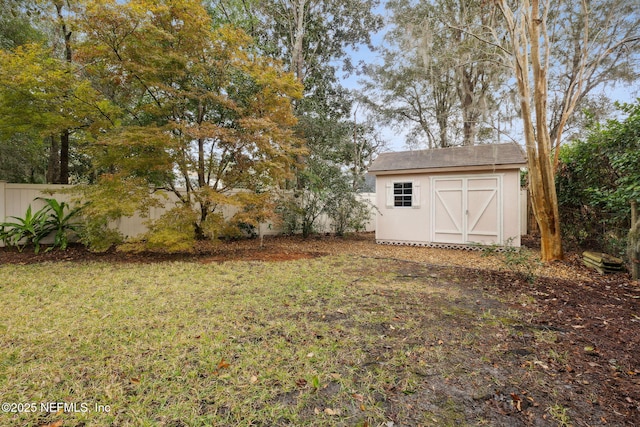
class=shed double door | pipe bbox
[431,175,501,245]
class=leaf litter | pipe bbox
[1,233,638,426]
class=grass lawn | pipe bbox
[0,255,623,426]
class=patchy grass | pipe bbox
[0,256,628,426]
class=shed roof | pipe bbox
[368,143,526,174]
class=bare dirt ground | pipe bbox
[1,233,639,426]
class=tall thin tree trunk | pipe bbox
[47,135,60,184]
[56,1,72,185]
[291,0,307,83]
[498,0,563,261]
[60,129,69,184]
[528,0,563,261]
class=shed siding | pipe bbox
[375,169,522,247]
[376,174,430,243]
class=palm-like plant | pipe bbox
[0,198,83,253]
[37,198,83,251]
[0,204,52,253]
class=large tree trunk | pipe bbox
[458,69,478,146]
[528,158,563,260]
[528,0,563,261]
[498,0,563,261]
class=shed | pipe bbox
[368,143,527,248]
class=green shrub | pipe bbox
[479,237,540,283]
[0,198,82,253]
[78,217,123,253]
[0,204,51,253]
[37,197,82,250]
[557,101,640,256]
[139,206,199,252]
[325,193,372,236]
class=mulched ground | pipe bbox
[485,269,639,425]
[1,233,639,425]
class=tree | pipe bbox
[0,0,44,49]
[207,0,384,236]
[362,46,458,148]
[0,1,48,183]
[0,135,48,183]
[260,0,383,233]
[492,0,564,261]
[363,0,505,148]
[0,0,103,184]
[207,0,382,103]
[545,0,640,165]
[348,106,385,190]
[492,0,640,261]
[74,0,303,249]
[0,43,111,184]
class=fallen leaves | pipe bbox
[213,358,230,376]
[313,407,342,416]
[352,393,366,411]
[510,393,522,411]
[2,235,639,427]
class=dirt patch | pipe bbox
[1,233,638,425]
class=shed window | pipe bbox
[394,182,413,207]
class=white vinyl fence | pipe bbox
[0,181,376,247]
[520,189,527,236]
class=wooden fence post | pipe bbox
[632,200,639,280]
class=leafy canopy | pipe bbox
[72,0,304,249]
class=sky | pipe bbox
[341,1,640,154]
[337,3,409,153]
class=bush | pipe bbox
[276,160,372,238]
[138,206,200,252]
[479,237,540,283]
[277,189,325,238]
[72,176,161,252]
[557,101,640,256]
[0,198,82,253]
[0,204,51,253]
[79,218,123,253]
[37,198,82,250]
[325,192,372,237]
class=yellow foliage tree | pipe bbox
[74,0,304,249]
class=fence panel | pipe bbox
[1,183,377,247]
[0,183,76,247]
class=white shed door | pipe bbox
[432,176,501,245]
